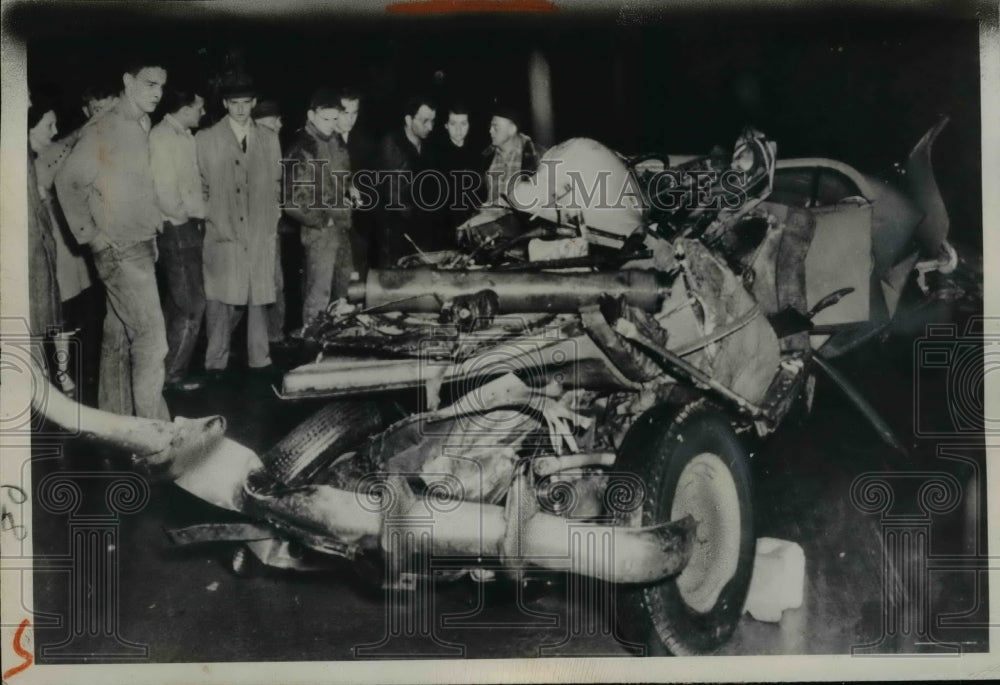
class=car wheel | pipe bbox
[614,399,754,656]
[263,400,383,486]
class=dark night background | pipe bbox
[11,2,987,249]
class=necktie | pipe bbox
[241,136,247,153]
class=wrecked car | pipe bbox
[33,121,962,656]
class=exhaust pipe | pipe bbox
[29,361,261,510]
[32,361,692,584]
[245,474,694,584]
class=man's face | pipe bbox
[29,111,58,152]
[84,95,116,120]
[175,95,205,130]
[123,67,167,114]
[224,97,256,126]
[307,107,339,138]
[406,104,436,141]
[489,116,517,147]
[445,113,469,146]
[334,98,359,136]
[255,115,282,134]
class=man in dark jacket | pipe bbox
[284,87,355,328]
[370,95,436,267]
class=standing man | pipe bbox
[55,56,170,419]
[483,104,543,207]
[196,77,282,377]
[329,89,372,280]
[428,101,481,245]
[373,94,436,267]
[150,85,207,392]
[459,103,544,249]
[284,87,355,329]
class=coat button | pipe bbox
[236,188,241,194]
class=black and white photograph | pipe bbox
[0,0,996,682]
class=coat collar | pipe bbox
[215,116,259,152]
[163,113,193,136]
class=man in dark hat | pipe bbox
[196,75,283,377]
[458,102,544,249]
[483,103,543,207]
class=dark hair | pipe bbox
[81,81,118,105]
[447,101,470,118]
[335,87,361,108]
[163,86,204,114]
[403,94,435,119]
[122,53,167,77]
[308,86,340,112]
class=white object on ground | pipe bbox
[742,537,805,623]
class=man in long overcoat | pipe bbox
[196,78,282,374]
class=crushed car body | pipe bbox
[32,121,969,655]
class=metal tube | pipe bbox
[348,269,668,313]
[250,481,692,583]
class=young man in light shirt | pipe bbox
[150,85,207,391]
[55,55,170,419]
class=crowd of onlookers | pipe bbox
[27,53,544,419]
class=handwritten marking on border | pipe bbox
[2,619,33,680]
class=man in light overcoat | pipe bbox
[196,77,282,375]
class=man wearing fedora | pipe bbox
[196,76,282,377]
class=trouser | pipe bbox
[92,238,170,420]
[301,222,354,326]
[350,209,374,280]
[62,283,105,407]
[157,220,206,383]
[266,233,285,342]
[204,300,271,370]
